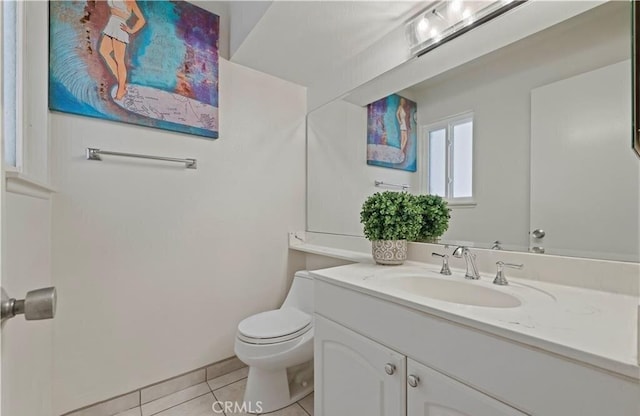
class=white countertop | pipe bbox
[289,242,372,263]
[310,262,640,380]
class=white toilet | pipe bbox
[234,271,314,413]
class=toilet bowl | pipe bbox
[234,271,314,413]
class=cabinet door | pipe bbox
[315,315,406,416]
[407,359,527,416]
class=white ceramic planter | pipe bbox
[371,240,407,265]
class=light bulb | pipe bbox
[416,17,429,39]
[463,8,473,25]
[430,28,439,38]
[450,0,462,13]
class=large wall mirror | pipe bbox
[634,0,640,157]
[307,1,640,262]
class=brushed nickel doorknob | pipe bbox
[1,287,57,322]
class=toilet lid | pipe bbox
[238,307,312,340]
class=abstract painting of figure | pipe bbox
[366,94,417,172]
[49,0,220,139]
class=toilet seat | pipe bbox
[237,307,312,345]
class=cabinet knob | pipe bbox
[407,374,420,388]
[384,363,396,375]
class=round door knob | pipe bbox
[531,229,545,239]
[1,287,57,321]
[21,287,57,320]
[384,363,396,375]
[407,375,420,388]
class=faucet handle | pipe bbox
[432,253,451,276]
[452,245,467,258]
[493,261,524,286]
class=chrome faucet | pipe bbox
[431,252,452,275]
[452,246,481,280]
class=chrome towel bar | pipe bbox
[86,148,197,169]
[374,180,410,190]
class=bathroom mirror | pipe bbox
[307,1,640,262]
[634,0,640,158]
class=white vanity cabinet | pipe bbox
[313,276,640,416]
[315,315,406,416]
[315,314,526,416]
[406,359,526,416]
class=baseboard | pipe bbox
[62,356,245,416]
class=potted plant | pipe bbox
[360,191,422,265]
[414,194,451,242]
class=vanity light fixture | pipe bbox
[406,0,526,57]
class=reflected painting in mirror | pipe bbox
[367,94,417,172]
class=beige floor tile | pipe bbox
[207,367,249,391]
[297,393,314,416]
[115,408,142,416]
[213,379,309,416]
[141,369,206,404]
[65,392,139,416]
[264,403,309,416]
[212,379,248,414]
[206,357,246,380]
[153,393,215,416]
[141,383,210,416]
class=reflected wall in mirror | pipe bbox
[307,2,639,262]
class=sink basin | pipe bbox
[379,276,522,308]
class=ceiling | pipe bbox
[230,1,425,87]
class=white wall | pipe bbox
[50,58,306,415]
[229,1,272,58]
[306,22,410,111]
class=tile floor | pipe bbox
[113,367,314,416]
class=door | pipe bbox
[406,359,527,416]
[530,60,640,261]
[315,315,406,416]
[1,188,55,416]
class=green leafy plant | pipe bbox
[414,194,450,241]
[360,191,422,241]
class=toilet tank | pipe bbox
[280,271,314,315]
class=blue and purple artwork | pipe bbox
[367,94,417,172]
[49,0,219,139]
